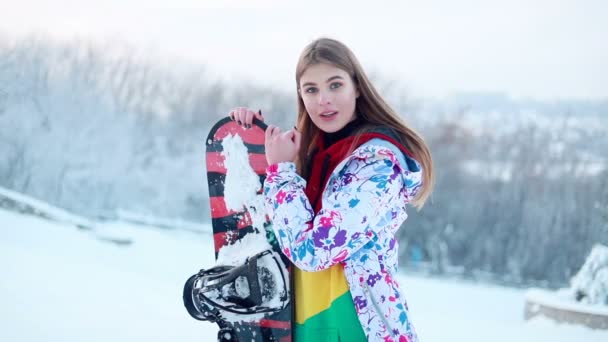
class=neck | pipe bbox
[323,118,362,148]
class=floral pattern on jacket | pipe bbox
[264,141,422,342]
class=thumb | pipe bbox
[282,129,295,141]
[292,130,302,150]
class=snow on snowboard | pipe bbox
[184,117,293,342]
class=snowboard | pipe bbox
[186,116,292,341]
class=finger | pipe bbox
[229,109,235,121]
[265,125,275,142]
[254,109,264,122]
[268,125,280,136]
[236,107,247,125]
[245,110,254,128]
[272,127,282,137]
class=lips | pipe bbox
[319,111,338,117]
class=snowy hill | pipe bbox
[1,196,607,341]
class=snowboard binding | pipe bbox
[183,249,290,341]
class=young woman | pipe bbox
[229,38,433,342]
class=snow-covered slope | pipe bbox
[0,200,607,341]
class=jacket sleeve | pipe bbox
[263,145,419,271]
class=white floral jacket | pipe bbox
[264,138,423,342]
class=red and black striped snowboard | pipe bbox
[205,116,292,341]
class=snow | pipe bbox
[221,133,267,233]
[0,186,95,229]
[525,289,608,316]
[569,244,608,306]
[115,208,211,234]
[461,159,606,182]
[0,208,216,342]
[216,131,272,266]
[216,232,271,267]
[1,207,607,341]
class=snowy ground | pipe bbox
[1,208,607,342]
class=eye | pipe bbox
[330,82,342,90]
[305,87,318,94]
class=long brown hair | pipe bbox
[294,37,434,208]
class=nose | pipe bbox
[318,89,331,105]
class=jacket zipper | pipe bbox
[311,154,332,211]
[318,154,331,195]
[362,279,396,338]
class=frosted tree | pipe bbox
[570,244,608,305]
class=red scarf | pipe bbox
[304,132,412,212]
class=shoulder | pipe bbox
[330,138,421,182]
[357,138,421,173]
[346,139,423,198]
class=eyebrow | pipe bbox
[301,75,344,88]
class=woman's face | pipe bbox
[299,63,359,133]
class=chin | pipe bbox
[319,127,336,133]
[319,125,340,133]
[316,121,346,133]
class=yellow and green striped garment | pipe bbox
[294,264,367,341]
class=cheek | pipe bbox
[302,97,315,113]
[337,91,357,109]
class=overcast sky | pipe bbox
[1,0,606,100]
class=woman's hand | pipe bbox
[229,107,263,128]
[265,125,301,165]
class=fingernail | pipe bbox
[258,109,263,116]
[237,120,242,125]
[246,124,251,129]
